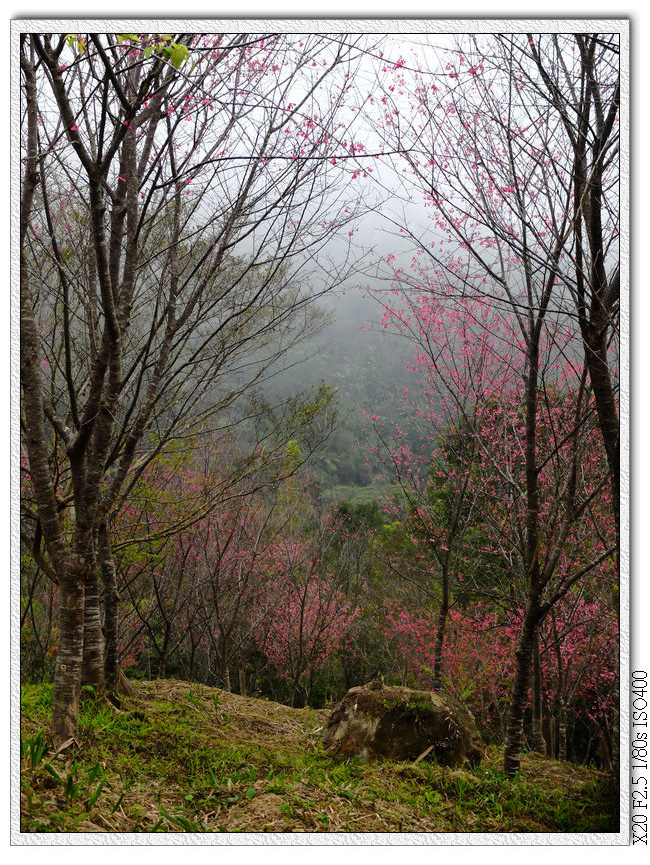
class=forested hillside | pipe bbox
[257,288,422,496]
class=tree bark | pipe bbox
[81,545,105,693]
[221,656,231,693]
[557,699,567,762]
[98,522,120,692]
[579,312,620,547]
[504,608,539,778]
[21,40,84,746]
[51,556,85,746]
[530,627,547,754]
[432,566,450,691]
[611,670,620,781]
[504,303,545,778]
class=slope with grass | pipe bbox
[19,679,619,835]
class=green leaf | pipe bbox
[168,43,189,69]
[43,762,62,783]
[65,34,86,54]
[86,779,105,809]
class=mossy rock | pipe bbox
[322,683,483,768]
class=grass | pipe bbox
[19,679,620,835]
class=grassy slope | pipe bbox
[19,679,619,835]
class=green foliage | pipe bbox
[158,805,202,832]
[20,680,619,834]
[255,292,419,492]
[21,735,107,813]
[21,730,50,769]
[117,34,190,68]
[64,34,86,53]
[21,683,53,717]
[336,499,385,531]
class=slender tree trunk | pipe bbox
[530,627,547,754]
[611,670,620,781]
[304,671,314,708]
[221,647,231,692]
[557,699,567,762]
[548,714,556,760]
[598,728,613,772]
[503,304,549,778]
[581,327,620,545]
[550,609,564,759]
[98,522,120,692]
[504,608,539,778]
[158,639,169,679]
[187,635,197,682]
[238,667,247,697]
[432,565,450,691]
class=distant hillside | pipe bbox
[258,289,427,494]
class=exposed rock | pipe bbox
[322,683,483,767]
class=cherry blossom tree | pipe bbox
[20,30,378,745]
[540,590,618,764]
[256,530,360,707]
[518,33,620,544]
[366,31,619,776]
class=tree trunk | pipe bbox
[158,641,169,679]
[238,667,247,697]
[51,557,85,747]
[432,565,450,691]
[611,670,620,781]
[530,627,547,754]
[21,41,83,748]
[221,647,231,692]
[598,728,613,772]
[557,699,567,762]
[504,609,538,778]
[187,637,197,682]
[547,714,556,760]
[81,547,105,693]
[98,522,120,691]
[503,301,546,778]
[581,326,620,546]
